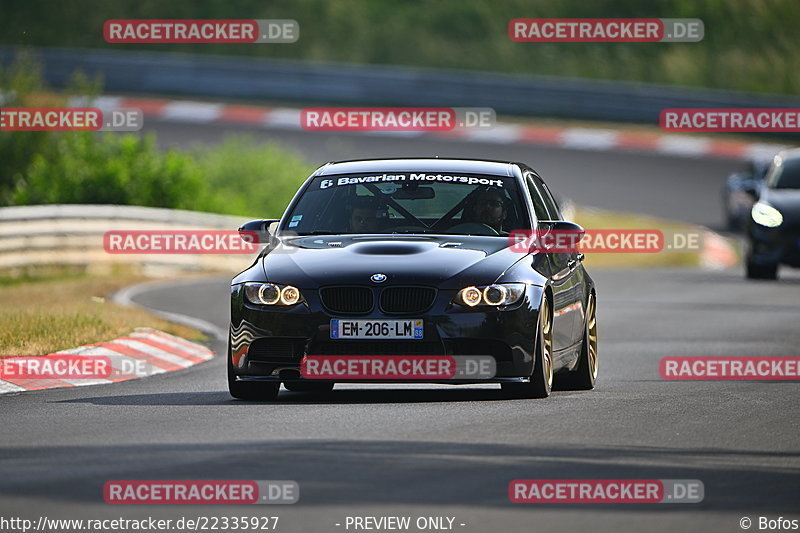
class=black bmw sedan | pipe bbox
[228,158,597,400]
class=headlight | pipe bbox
[460,286,483,307]
[244,282,302,306]
[280,285,300,305]
[751,202,783,227]
[455,283,525,307]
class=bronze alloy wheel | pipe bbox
[540,296,554,389]
[555,292,598,391]
[501,294,553,399]
[586,293,598,380]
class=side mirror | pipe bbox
[238,219,279,244]
[539,220,585,237]
[532,220,585,253]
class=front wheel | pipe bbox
[501,296,553,399]
[746,258,778,280]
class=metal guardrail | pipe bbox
[2,46,800,124]
[0,204,257,273]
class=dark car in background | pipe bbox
[723,155,774,231]
[228,158,598,400]
[746,149,800,279]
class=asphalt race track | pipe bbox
[1,123,798,532]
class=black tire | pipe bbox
[227,347,280,401]
[746,259,778,280]
[283,381,335,393]
[501,295,553,399]
[556,292,598,391]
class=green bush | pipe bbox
[7,131,314,218]
[0,55,53,205]
[12,133,205,208]
[196,136,314,217]
[1,56,314,218]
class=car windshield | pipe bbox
[768,158,800,189]
[281,173,531,236]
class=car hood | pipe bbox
[259,234,526,289]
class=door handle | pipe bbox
[576,253,585,262]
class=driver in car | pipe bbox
[469,189,508,233]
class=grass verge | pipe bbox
[0,266,206,356]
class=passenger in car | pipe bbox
[348,196,381,233]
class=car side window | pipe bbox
[525,174,550,222]
[538,179,562,220]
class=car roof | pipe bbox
[313,158,519,177]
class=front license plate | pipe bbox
[330,319,423,340]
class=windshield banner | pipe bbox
[317,174,505,189]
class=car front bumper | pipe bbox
[229,283,544,383]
